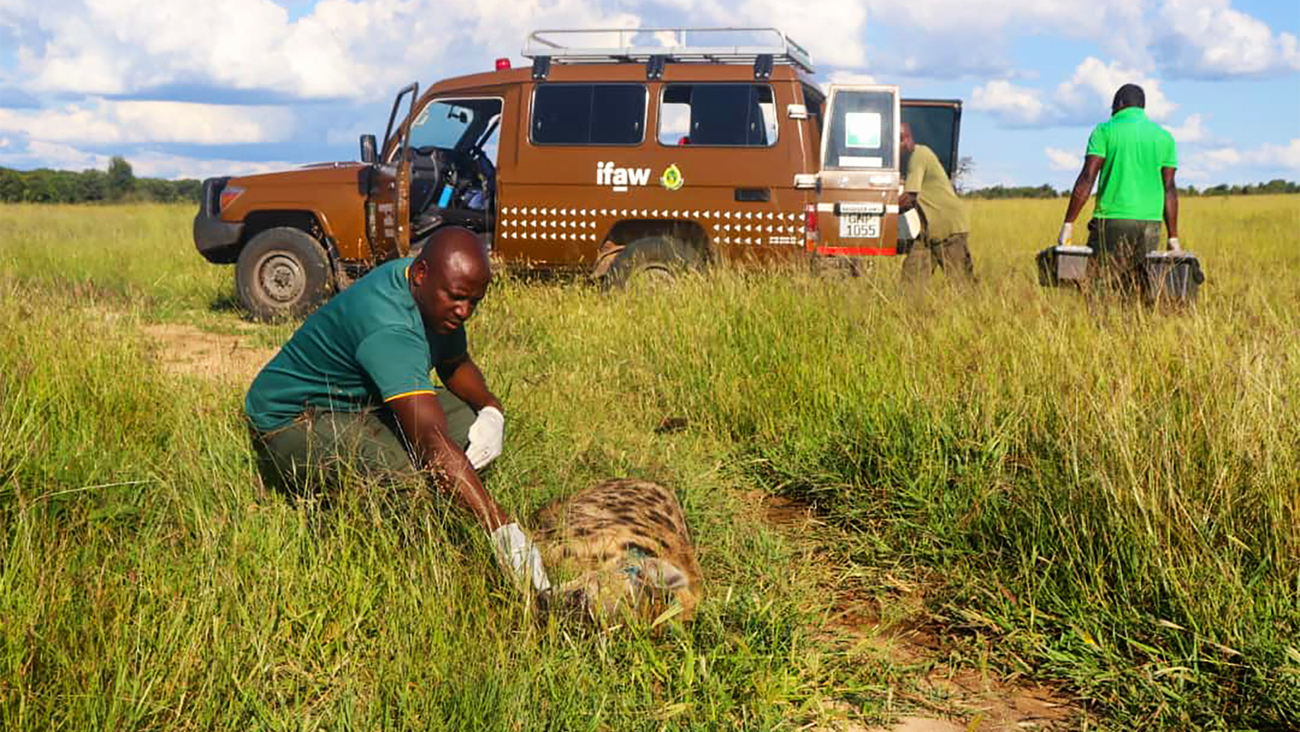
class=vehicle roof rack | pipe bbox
[523,27,815,76]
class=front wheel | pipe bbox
[235,227,334,321]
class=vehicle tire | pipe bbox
[235,227,334,321]
[603,236,705,289]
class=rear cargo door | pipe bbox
[816,85,901,256]
[369,83,419,262]
[901,99,962,178]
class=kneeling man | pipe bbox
[245,226,549,600]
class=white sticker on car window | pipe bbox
[839,155,883,168]
[845,112,881,148]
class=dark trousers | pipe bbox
[901,232,974,285]
[250,390,477,497]
[1085,218,1161,298]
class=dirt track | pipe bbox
[141,322,275,383]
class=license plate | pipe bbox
[838,213,880,239]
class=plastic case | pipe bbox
[1036,245,1093,286]
[1144,251,1205,303]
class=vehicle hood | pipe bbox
[229,162,368,188]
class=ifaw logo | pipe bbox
[596,162,651,192]
[596,162,685,193]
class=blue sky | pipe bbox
[0,0,1296,188]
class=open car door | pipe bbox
[814,84,902,256]
[902,99,963,179]
[368,83,419,262]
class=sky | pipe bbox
[0,0,1297,189]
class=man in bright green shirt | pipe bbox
[246,226,550,602]
[1059,83,1181,296]
[898,122,974,285]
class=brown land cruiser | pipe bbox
[193,27,961,320]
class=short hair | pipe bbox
[1112,84,1145,112]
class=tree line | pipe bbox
[0,157,201,204]
[964,179,1300,199]
[3,155,1297,204]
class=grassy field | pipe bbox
[2,197,1298,730]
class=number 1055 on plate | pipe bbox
[839,213,881,239]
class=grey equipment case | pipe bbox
[1036,245,1093,287]
[1144,251,1205,303]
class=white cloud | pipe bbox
[970,80,1048,125]
[1183,139,1300,181]
[1053,57,1176,123]
[127,151,304,180]
[5,0,643,101]
[0,139,109,170]
[0,137,302,178]
[1166,114,1209,145]
[827,71,878,86]
[820,70,879,94]
[887,0,1153,74]
[1158,0,1300,78]
[0,99,294,145]
[1044,147,1081,172]
[972,57,1176,127]
[648,0,868,68]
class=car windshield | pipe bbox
[409,99,489,151]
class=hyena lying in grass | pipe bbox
[531,478,702,625]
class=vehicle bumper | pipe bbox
[193,177,243,263]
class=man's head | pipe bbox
[899,122,915,154]
[1111,84,1145,115]
[408,226,491,335]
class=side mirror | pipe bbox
[359,134,377,164]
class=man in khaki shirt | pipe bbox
[899,122,974,284]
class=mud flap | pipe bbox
[590,241,626,280]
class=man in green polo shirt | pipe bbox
[1059,83,1181,297]
[899,122,974,286]
[245,226,550,601]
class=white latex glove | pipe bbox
[1168,237,1182,252]
[1057,222,1073,246]
[465,406,504,471]
[489,522,551,595]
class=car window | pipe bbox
[823,88,896,170]
[802,84,825,133]
[407,98,503,153]
[531,84,646,145]
[658,84,777,147]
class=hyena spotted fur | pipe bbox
[531,478,702,625]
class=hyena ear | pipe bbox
[636,558,689,591]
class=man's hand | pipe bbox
[466,406,504,470]
[1057,222,1073,246]
[489,522,552,596]
[1168,237,1182,252]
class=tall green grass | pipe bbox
[0,203,230,318]
[3,197,1299,728]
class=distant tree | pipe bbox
[79,169,109,202]
[0,167,25,201]
[107,156,136,200]
[952,156,975,194]
[172,179,203,202]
